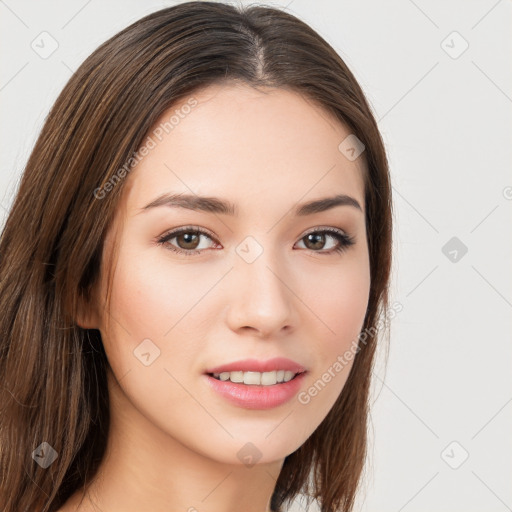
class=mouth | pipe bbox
[206,370,306,386]
[204,369,308,409]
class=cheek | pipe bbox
[327,271,370,334]
[295,254,370,414]
[325,263,370,373]
[97,253,171,378]
[107,252,187,336]
[298,251,371,340]
[97,256,207,432]
[100,251,218,376]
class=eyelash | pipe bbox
[156,225,355,256]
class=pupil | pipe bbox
[307,233,324,250]
[179,233,199,249]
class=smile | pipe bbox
[209,370,301,386]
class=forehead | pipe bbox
[123,82,366,216]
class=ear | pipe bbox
[75,292,101,330]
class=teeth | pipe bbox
[244,371,261,385]
[283,370,295,382]
[212,370,299,385]
[229,371,243,383]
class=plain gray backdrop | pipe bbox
[1,1,511,511]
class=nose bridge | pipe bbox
[226,234,295,335]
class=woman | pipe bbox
[0,2,393,511]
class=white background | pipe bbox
[1,1,511,511]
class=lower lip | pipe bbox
[204,372,307,410]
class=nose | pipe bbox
[225,250,297,339]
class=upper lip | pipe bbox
[205,357,306,375]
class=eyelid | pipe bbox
[157,225,349,240]
[301,225,348,237]
[166,225,218,240]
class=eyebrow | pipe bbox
[140,192,363,216]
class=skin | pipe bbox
[60,82,371,512]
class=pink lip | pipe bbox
[204,357,306,374]
[204,371,307,410]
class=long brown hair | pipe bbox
[0,2,392,511]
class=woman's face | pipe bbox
[90,82,370,466]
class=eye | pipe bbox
[295,227,355,254]
[156,226,219,255]
[156,226,355,256]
